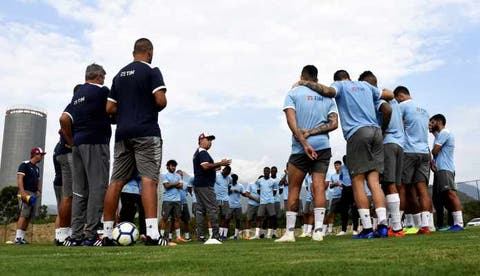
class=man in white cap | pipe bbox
[192,132,231,244]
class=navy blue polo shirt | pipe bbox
[54,130,72,156]
[17,161,40,192]
[108,61,167,142]
[52,145,62,187]
[66,83,112,146]
[193,148,216,187]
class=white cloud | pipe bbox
[0,0,479,204]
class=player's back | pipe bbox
[434,128,455,172]
[399,99,429,153]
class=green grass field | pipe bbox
[1,228,479,276]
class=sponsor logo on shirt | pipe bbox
[120,70,135,77]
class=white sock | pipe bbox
[175,228,181,238]
[185,232,190,239]
[302,224,307,233]
[103,221,114,239]
[145,218,160,240]
[358,209,373,229]
[67,227,72,237]
[224,227,229,237]
[267,229,272,238]
[245,229,251,237]
[255,227,260,237]
[413,213,421,228]
[208,228,213,237]
[286,211,297,234]
[235,228,239,237]
[306,224,312,234]
[386,194,402,230]
[168,232,173,240]
[420,211,430,228]
[59,227,69,242]
[272,229,277,236]
[375,207,387,225]
[16,229,25,239]
[405,214,413,227]
[55,228,61,240]
[322,224,327,234]
[314,208,326,233]
[328,224,333,233]
[160,229,165,236]
[429,212,435,229]
[452,211,464,227]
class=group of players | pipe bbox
[13,38,462,246]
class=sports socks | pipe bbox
[234,228,239,237]
[420,211,430,228]
[103,221,114,239]
[328,224,333,233]
[413,213,421,228]
[286,211,297,234]
[375,207,388,226]
[386,194,402,231]
[314,208,325,232]
[358,209,373,229]
[145,218,160,240]
[452,211,464,227]
[208,228,213,237]
[16,229,25,239]
[306,224,312,234]
[175,228,181,238]
[255,227,260,237]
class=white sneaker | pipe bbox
[336,231,346,236]
[204,238,222,245]
[298,232,308,238]
[274,233,295,243]
[352,231,358,235]
[312,231,324,241]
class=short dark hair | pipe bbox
[358,71,375,81]
[393,86,410,97]
[270,166,277,170]
[231,174,238,182]
[133,38,153,54]
[223,165,231,172]
[430,114,446,125]
[301,65,318,80]
[334,160,342,165]
[333,70,350,81]
[85,63,106,81]
[166,160,177,167]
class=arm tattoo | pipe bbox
[307,113,338,136]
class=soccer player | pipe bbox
[244,179,261,239]
[177,170,192,241]
[119,174,146,239]
[359,71,404,237]
[325,160,343,235]
[429,114,463,230]
[394,86,432,234]
[226,174,245,239]
[160,160,186,243]
[193,132,231,244]
[14,147,46,244]
[299,173,314,238]
[62,63,111,246]
[277,65,338,243]
[102,38,169,246]
[297,69,394,239]
[336,156,359,236]
[256,167,278,239]
[215,166,232,240]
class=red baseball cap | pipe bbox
[31,147,47,156]
[198,132,216,141]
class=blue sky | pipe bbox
[0,0,479,205]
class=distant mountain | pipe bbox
[456,181,480,201]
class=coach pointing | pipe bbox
[193,133,231,244]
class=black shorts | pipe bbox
[434,170,456,193]
[181,203,190,222]
[162,201,181,219]
[402,153,430,184]
[382,143,404,185]
[288,148,331,174]
[346,126,384,176]
[328,198,342,214]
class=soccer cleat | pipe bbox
[259,233,265,239]
[274,233,295,243]
[312,230,324,242]
[102,237,116,246]
[438,226,450,231]
[248,235,259,240]
[374,225,389,238]
[63,237,82,247]
[81,237,103,246]
[197,236,207,242]
[447,225,464,231]
[204,238,222,245]
[54,239,64,246]
[298,232,309,238]
[184,237,192,242]
[404,227,419,235]
[336,231,346,236]
[352,231,358,236]
[388,228,405,237]
[14,238,28,245]
[175,237,188,243]
[416,227,431,235]
[354,229,375,239]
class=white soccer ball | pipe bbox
[112,222,139,246]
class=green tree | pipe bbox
[0,186,19,241]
